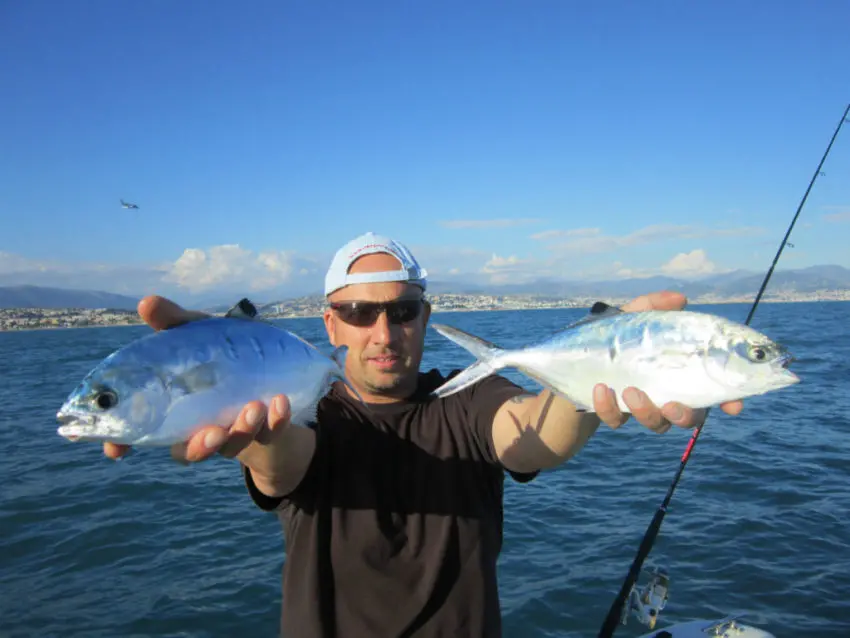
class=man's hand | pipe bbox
[591,290,744,433]
[102,295,292,465]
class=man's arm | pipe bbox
[491,389,601,474]
[243,425,317,498]
[191,393,318,502]
[488,290,747,474]
[490,382,713,474]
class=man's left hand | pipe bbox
[591,290,744,433]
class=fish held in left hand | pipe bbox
[429,302,799,411]
[56,304,357,447]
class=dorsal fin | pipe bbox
[590,301,616,315]
[565,300,623,329]
[225,298,259,320]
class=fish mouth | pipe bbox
[56,411,101,442]
[772,352,799,384]
[777,352,795,369]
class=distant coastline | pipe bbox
[2,291,849,332]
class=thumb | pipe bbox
[138,295,209,331]
[620,290,687,313]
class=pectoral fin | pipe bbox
[169,363,220,395]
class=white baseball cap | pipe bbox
[324,231,428,296]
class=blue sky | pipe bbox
[1,0,848,303]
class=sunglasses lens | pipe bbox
[337,303,379,327]
[333,300,423,326]
[387,300,421,323]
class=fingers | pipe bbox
[619,290,688,313]
[102,394,295,465]
[660,403,706,429]
[218,400,270,458]
[137,295,209,331]
[597,383,743,438]
[171,425,230,464]
[253,394,292,446]
[218,394,292,454]
[104,442,130,459]
[720,400,744,416]
[621,387,669,432]
[592,383,629,429]
[167,395,293,464]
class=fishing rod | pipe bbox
[597,101,850,638]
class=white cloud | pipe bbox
[529,227,600,241]
[461,247,731,284]
[439,218,544,229]
[478,253,538,284]
[531,223,764,255]
[0,246,302,298]
[575,250,728,281]
[0,219,817,305]
[405,244,490,278]
[823,211,850,222]
[660,249,718,277]
[0,251,66,275]
[480,254,528,272]
[0,251,168,294]
[162,244,293,293]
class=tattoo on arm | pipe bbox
[508,393,536,404]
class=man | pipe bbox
[104,232,744,637]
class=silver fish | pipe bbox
[56,313,355,446]
[430,303,799,410]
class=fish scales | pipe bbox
[508,313,721,409]
[56,316,353,446]
[430,307,798,411]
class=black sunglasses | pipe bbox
[329,298,425,327]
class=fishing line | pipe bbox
[597,101,850,638]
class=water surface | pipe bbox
[1,301,847,637]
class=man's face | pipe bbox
[323,252,431,403]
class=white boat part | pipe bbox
[636,616,776,638]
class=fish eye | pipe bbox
[93,389,118,410]
[747,345,768,362]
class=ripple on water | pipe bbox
[1,305,850,637]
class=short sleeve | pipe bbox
[461,371,540,483]
[242,465,286,512]
[241,423,322,513]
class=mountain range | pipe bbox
[422,265,850,299]
[0,285,141,310]
[1,265,848,311]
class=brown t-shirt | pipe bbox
[244,369,539,638]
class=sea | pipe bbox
[1,301,848,638]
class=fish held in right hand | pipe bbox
[56,314,357,448]
[430,304,799,411]
[166,393,293,464]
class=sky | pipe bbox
[1,0,848,304]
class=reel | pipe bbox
[618,564,778,638]
[620,565,670,630]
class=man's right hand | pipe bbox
[103,295,307,497]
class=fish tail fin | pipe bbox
[432,360,500,398]
[430,324,508,398]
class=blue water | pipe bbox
[1,302,848,637]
